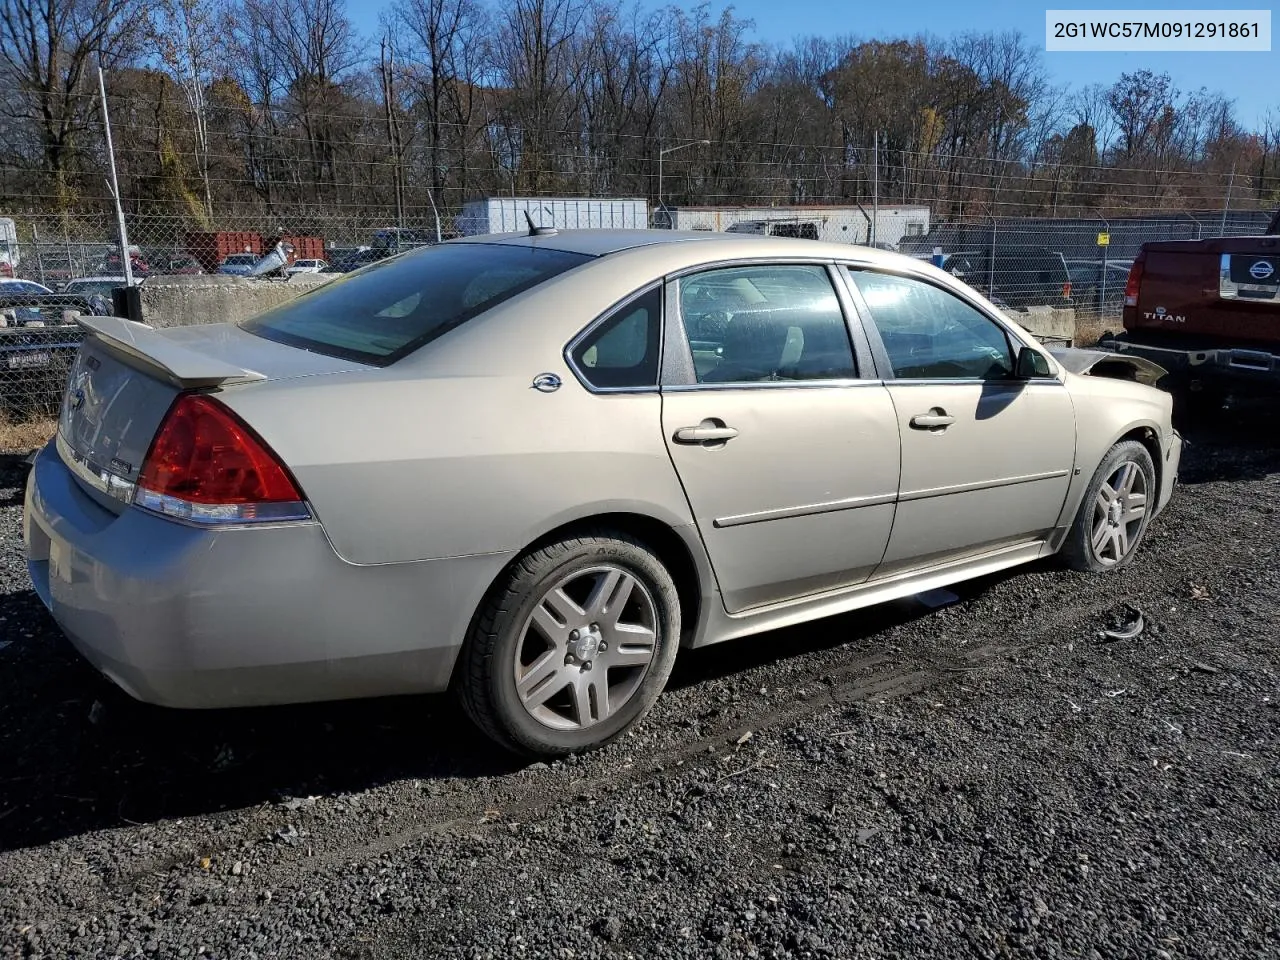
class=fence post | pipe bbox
[98,66,134,287]
[987,216,997,298]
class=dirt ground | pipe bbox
[0,406,1276,959]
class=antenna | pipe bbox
[522,209,557,237]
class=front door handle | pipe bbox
[673,421,739,444]
[910,411,956,430]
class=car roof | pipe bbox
[66,275,127,283]
[447,228,917,264]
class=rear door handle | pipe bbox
[910,412,956,430]
[673,422,739,444]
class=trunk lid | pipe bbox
[57,319,364,512]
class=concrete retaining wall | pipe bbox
[137,274,333,329]
[1006,306,1076,346]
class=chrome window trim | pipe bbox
[563,281,664,395]
[885,376,1066,388]
[662,379,886,393]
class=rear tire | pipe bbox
[457,531,681,757]
[1061,440,1156,573]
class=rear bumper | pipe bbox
[1099,333,1280,393]
[23,441,508,709]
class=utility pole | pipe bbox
[871,132,879,246]
[380,37,406,232]
[98,66,133,287]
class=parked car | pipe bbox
[217,253,261,276]
[61,276,137,297]
[322,248,387,273]
[0,279,54,296]
[26,232,1181,756]
[157,255,204,275]
[941,247,1074,309]
[285,258,329,276]
[100,249,149,277]
[0,291,108,330]
[1099,225,1280,412]
[1065,259,1133,315]
[726,219,821,241]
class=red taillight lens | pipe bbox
[1063,281,1072,300]
[1124,257,1144,307]
[136,394,308,523]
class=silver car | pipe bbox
[24,231,1182,755]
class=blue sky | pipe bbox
[351,0,1278,129]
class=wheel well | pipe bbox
[522,513,703,642]
[1118,426,1163,501]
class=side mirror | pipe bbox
[1014,346,1053,379]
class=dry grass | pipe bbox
[0,414,56,454]
[1074,314,1123,348]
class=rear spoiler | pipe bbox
[75,315,266,388]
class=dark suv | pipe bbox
[941,247,1074,309]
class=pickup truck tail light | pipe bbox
[1124,255,1145,307]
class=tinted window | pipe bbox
[570,287,661,389]
[242,243,591,365]
[849,270,1013,380]
[679,264,855,383]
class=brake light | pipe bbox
[1124,257,1144,307]
[136,394,309,524]
[1063,281,1072,300]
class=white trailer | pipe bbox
[0,217,17,276]
[668,204,930,250]
[458,197,649,236]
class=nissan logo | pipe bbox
[1249,260,1275,281]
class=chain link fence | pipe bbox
[0,202,1274,431]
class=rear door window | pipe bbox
[242,243,591,365]
[677,264,856,383]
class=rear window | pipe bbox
[241,243,592,365]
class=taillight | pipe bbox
[1063,281,1072,300]
[1124,256,1145,307]
[135,394,309,524]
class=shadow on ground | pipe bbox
[0,572,963,851]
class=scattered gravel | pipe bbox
[1,409,1278,959]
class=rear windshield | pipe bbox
[241,243,592,365]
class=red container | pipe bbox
[185,232,263,274]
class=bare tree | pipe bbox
[0,0,149,204]
[148,0,227,221]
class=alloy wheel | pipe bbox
[1090,460,1149,566]
[513,565,659,731]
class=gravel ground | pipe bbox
[1,410,1277,960]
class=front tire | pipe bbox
[457,531,681,756]
[1061,440,1156,573]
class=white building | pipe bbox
[664,204,930,250]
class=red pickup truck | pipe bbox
[1099,209,1280,410]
